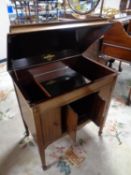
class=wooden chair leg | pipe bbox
[118,61,122,72]
[127,87,131,105]
[108,59,115,68]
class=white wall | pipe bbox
[94,0,121,14]
[0,0,10,60]
[103,0,121,9]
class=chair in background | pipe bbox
[100,21,131,104]
[127,20,131,35]
[100,21,131,70]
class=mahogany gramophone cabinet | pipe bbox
[7,21,117,169]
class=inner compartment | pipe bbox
[30,62,91,97]
[69,93,98,124]
[61,91,105,133]
[68,92,105,126]
[12,55,113,104]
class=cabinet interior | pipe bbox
[11,56,113,105]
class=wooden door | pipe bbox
[40,107,62,147]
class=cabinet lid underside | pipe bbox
[7,21,112,71]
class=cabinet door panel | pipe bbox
[91,83,114,126]
[90,95,106,126]
[41,108,62,146]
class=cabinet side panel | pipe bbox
[66,76,116,128]
[14,84,36,137]
[93,76,117,127]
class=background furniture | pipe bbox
[100,21,131,104]
[127,20,131,34]
[101,21,131,66]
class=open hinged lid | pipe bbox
[7,20,113,72]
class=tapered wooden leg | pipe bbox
[99,117,105,136]
[98,115,106,136]
[22,118,30,137]
[99,128,103,136]
[36,144,47,170]
[38,147,47,170]
[33,107,47,170]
